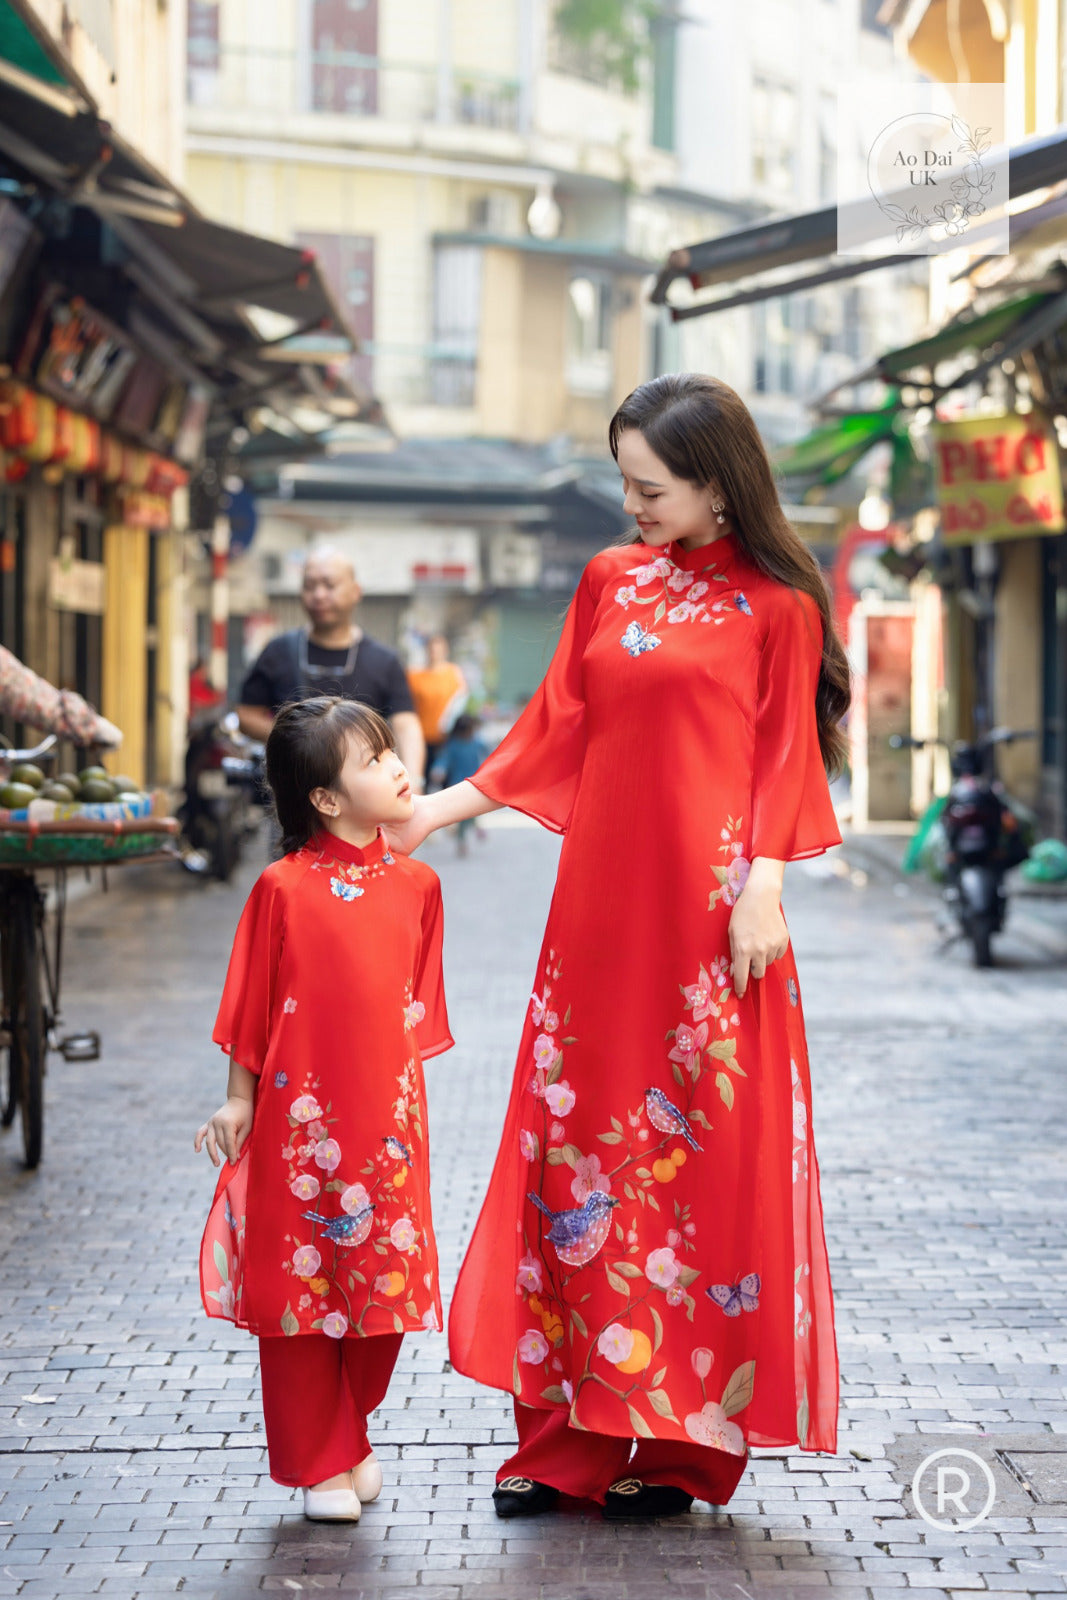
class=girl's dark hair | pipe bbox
[609,372,852,777]
[265,696,393,854]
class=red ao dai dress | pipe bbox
[447,533,842,1496]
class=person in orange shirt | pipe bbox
[407,635,467,783]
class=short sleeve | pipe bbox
[211,871,286,1074]
[468,556,601,832]
[239,638,287,710]
[413,874,453,1060]
[380,650,416,719]
[749,587,842,863]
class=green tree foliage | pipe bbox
[553,0,660,93]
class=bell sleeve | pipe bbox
[468,554,603,832]
[211,870,286,1075]
[749,586,843,863]
[413,873,453,1061]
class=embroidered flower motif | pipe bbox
[620,620,661,657]
[562,1379,574,1403]
[688,580,710,601]
[666,1283,686,1306]
[340,1183,370,1214]
[668,1021,708,1073]
[667,600,704,625]
[684,1400,746,1453]
[292,1244,321,1277]
[290,1173,321,1201]
[516,1251,543,1294]
[544,1080,576,1116]
[533,1033,556,1068]
[570,1152,611,1205]
[597,1323,635,1363]
[305,1120,327,1143]
[544,1010,559,1033]
[644,1247,681,1289]
[290,1095,323,1123]
[691,1347,714,1379]
[519,1129,538,1162]
[550,1119,566,1142]
[628,555,672,585]
[404,1000,426,1030]
[390,1216,417,1252]
[283,997,297,1014]
[322,1311,348,1339]
[518,1329,550,1364]
[615,584,638,608]
[667,566,694,592]
[274,1072,288,1090]
[682,965,718,1022]
[330,877,364,902]
[722,855,751,906]
[313,1138,342,1172]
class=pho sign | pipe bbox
[932,412,1064,543]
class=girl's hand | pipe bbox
[194,1096,254,1167]
[383,793,435,856]
[729,858,789,998]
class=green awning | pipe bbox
[876,289,1051,379]
[0,0,68,87]
[774,395,901,485]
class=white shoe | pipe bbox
[302,1483,362,1522]
[351,1453,383,1503]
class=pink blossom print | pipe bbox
[519,1129,538,1161]
[289,1173,321,1201]
[322,1311,349,1339]
[517,1329,550,1364]
[313,1138,342,1172]
[544,1080,576,1116]
[683,1400,746,1454]
[290,1095,323,1123]
[644,1247,681,1289]
[292,1244,322,1277]
[597,1323,635,1363]
[390,1217,417,1253]
[668,1022,708,1073]
[533,1033,556,1068]
[516,1252,543,1294]
[340,1183,371,1215]
[404,1000,426,1030]
[682,965,718,1022]
[283,996,297,1014]
[570,1152,611,1205]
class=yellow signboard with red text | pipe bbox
[932,412,1064,543]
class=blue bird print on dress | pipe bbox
[707,1271,761,1316]
[528,1189,620,1268]
[735,593,753,616]
[644,1087,704,1151]
[383,1135,413,1163]
[302,1205,376,1247]
[620,620,661,657]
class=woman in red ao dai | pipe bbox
[387,374,852,1521]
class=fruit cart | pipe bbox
[0,737,179,1168]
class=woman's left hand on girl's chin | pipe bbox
[728,883,790,998]
[383,794,433,856]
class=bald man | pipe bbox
[236,548,425,781]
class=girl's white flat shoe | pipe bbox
[350,1454,383,1503]
[302,1483,362,1521]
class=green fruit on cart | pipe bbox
[56,772,81,794]
[77,765,108,784]
[40,782,76,802]
[9,763,45,788]
[108,775,139,794]
[78,778,116,803]
[0,781,38,809]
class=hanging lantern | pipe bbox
[24,396,56,462]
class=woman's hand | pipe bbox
[729,857,789,998]
[384,793,435,856]
[195,1095,254,1167]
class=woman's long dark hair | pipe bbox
[265,696,393,854]
[609,373,851,777]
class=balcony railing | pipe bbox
[186,43,522,132]
[363,343,478,410]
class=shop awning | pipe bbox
[774,396,902,485]
[652,125,1067,320]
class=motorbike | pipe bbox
[178,710,268,881]
[891,727,1035,967]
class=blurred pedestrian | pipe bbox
[195,696,452,1522]
[188,656,223,720]
[407,634,467,783]
[236,546,424,783]
[430,713,489,855]
[386,373,851,1520]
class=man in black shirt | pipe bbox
[236,547,425,783]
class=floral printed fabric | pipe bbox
[199,827,453,1339]
[449,534,841,1457]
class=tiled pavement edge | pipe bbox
[0,819,1064,1599]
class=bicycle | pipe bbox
[0,735,179,1168]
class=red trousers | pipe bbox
[498,1401,749,1506]
[258,1332,403,1488]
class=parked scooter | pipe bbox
[890,727,1035,967]
[178,710,267,882]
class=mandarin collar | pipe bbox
[311,825,391,868]
[666,531,740,574]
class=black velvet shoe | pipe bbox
[602,1478,694,1520]
[492,1476,560,1518]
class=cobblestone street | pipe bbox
[0,818,1064,1600]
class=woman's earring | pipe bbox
[712,498,726,524]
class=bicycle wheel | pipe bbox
[11,885,45,1167]
[0,899,18,1129]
